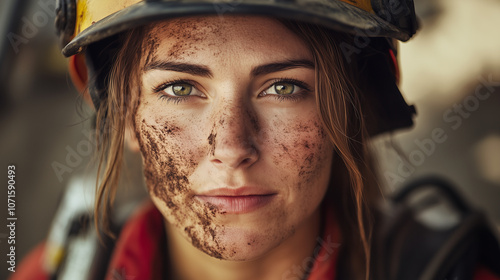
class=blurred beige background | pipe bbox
[0,0,499,279]
[374,0,500,217]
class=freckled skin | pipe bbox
[134,16,334,263]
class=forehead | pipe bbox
[142,16,312,65]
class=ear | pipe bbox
[125,124,141,153]
[68,53,94,106]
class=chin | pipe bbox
[206,224,289,261]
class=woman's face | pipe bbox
[135,16,334,261]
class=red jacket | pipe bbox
[11,202,500,280]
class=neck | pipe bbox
[165,208,322,280]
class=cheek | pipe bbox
[137,119,191,207]
[134,111,227,258]
[136,105,206,192]
[269,116,333,198]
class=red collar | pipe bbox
[105,201,342,280]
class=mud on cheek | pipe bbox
[136,120,228,259]
[272,119,331,190]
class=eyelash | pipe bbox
[152,78,313,104]
[152,79,196,104]
[262,78,313,102]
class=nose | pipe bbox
[209,100,260,170]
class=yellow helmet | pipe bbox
[56,0,418,135]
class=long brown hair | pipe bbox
[280,20,381,279]
[93,27,145,239]
[93,18,380,279]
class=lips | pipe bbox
[195,187,276,214]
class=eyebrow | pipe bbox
[143,59,315,77]
[251,59,315,76]
[144,61,213,78]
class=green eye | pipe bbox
[274,83,295,95]
[172,83,192,96]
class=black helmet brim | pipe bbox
[62,0,413,57]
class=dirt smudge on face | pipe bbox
[271,117,331,191]
[163,124,181,135]
[297,121,330,186]
[145,17,226,61]
[136,119,226,258]
[143,30,159,69]
[207,128,217,156]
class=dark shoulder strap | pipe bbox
[371,176,500,280]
